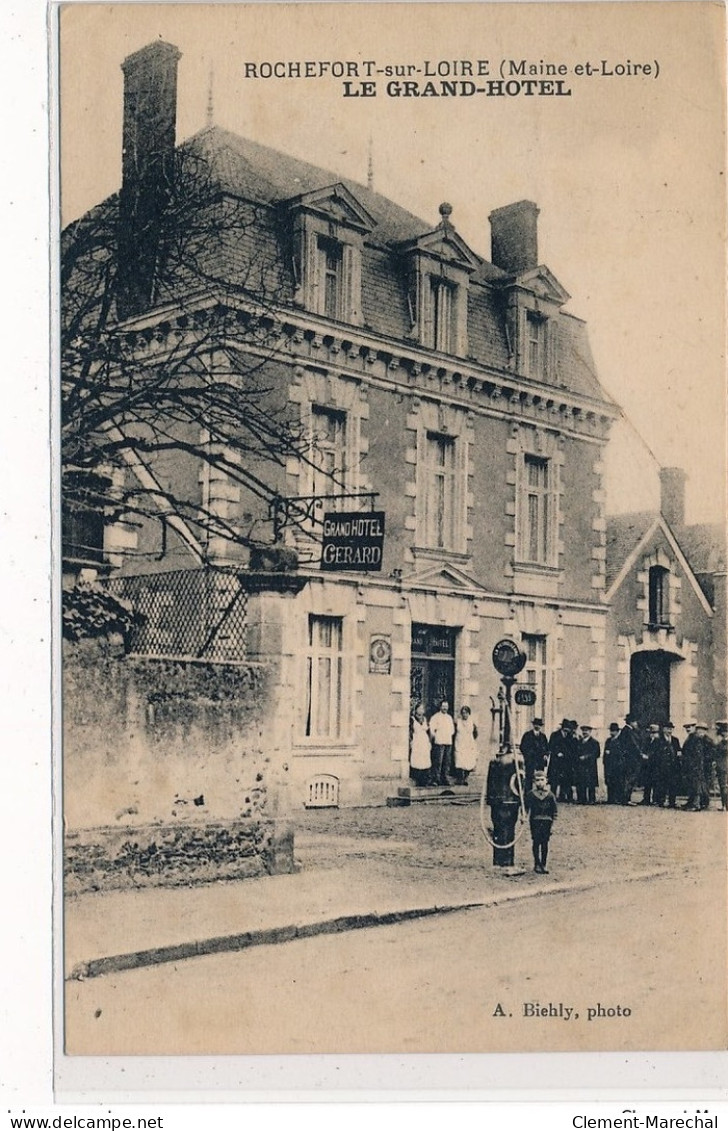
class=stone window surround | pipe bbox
[404,396,473,561]
[510,423,564,571]
[637,547,681,632]
[502,283,563,383]
[407,251,470,358]
[291,580,365,749]
[292,212,365,327]
[286,366,371,526]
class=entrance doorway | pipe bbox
[629,650,673,726]
[410,623,457,719]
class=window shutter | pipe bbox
[342,243,361,325]
[303,229,321,312]
[422,274,435,348]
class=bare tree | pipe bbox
[62,145,329,564]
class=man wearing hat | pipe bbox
[618,715,644,806]
[519,717,549,793]
[681,722,705,811]
[697,723,716,810]
[661,722,682,808]
[575,723,600,804]
[603,722,624,804]
[714,721,727,811]
[643,723,671,806]
[547,718,576,803]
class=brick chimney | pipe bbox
[660,467,687,527]
[117,41,181,319]
[489,200,540,275]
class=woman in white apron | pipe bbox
[409,702,432,787]
[454,705,479,785]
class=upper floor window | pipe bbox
[522,454,552,564]
[424,432,456,549]
[429,278,457,353]
[311,405,347,499]
[527,312,545,379]
[648,565,670,627]
[318,237,343,320]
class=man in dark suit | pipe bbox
[618,715,644,805]
[603,722,624,804]
[661,722,682,808]
[548,719,576,802]
[519,717,549,793]
[680,722,704,811]
[643,722,670,806]
[575,723,600,804]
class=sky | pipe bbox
[58,1,727,525]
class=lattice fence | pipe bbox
[106,568,248,662]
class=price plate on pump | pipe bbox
[514,687,537,707]
[492,638,527,678]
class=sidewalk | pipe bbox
[64,796,724,980]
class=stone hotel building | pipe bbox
[63,41,650,811]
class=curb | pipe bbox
[67,867,673,982]
[68,901,484,981]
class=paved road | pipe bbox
[66,864,726,1055]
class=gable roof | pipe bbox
[605,512,656,589]
[605,511,719,614]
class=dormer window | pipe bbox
[398,204,479,359]
[285,183,375,327]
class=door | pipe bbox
[410,624,457,718]
[630,650,671,727]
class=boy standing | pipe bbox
[526,770,558,874]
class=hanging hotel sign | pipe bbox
[321,511,386,572]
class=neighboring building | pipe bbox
[605,468,727,729]
[63,41,625,808]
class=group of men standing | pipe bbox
[518,716,728,811]
[520,717,601,804]
[602,717,728,811]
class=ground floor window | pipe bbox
[305,614,344,738]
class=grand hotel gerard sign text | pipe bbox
[320,512,385,571]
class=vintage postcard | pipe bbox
[56,0,727,1086]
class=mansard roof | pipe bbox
[66,124,613,407]
[182,127,452,250]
